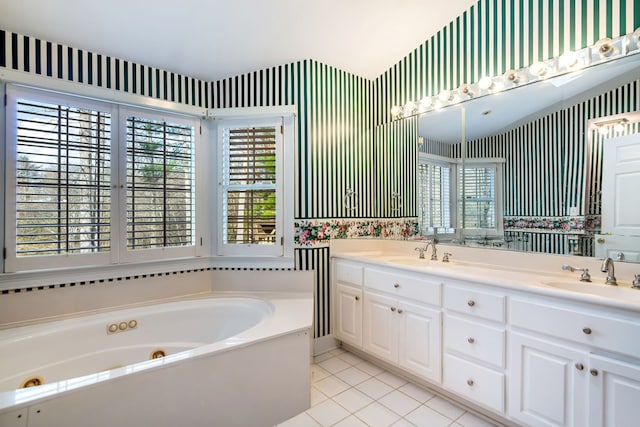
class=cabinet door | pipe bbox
[509,332,588,427]
[589,354,640,427]
[334,283,362,346]
[398,299,441,383]
[363,291,397,363]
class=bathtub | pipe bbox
[0,294,313,427]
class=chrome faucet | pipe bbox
[600,257,617,286]
[414,238,438,260]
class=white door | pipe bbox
[397,299,442,383]
[601,133,640,236]
[509,332,588,427]
[363,291,397,363]
[334,284,362,346]
[589,354,640,427]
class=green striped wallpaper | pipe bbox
[375,0,639,125]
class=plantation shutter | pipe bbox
[221,123,278,246]
[460,166,496,228]
[15,99,111,256]
[418,161,453,235]
[126,116,195,250]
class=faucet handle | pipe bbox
[415,247,426,259]
[633,274,640,289]
[580,269,591,282]
[442,252,452,263]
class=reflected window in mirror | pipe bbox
[460,160,504,238]
[418,154,455,237]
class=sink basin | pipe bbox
[541,280,640,302]
[377,256,434,268]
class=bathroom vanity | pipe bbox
[331,240,640,427]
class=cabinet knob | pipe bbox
[575,363,584,371]
[390,307,397,312]
[467,300,476,307]
[394,283,400,288]
[467,379,474,386]
[354,296,359,301]
[582,327,592,335]
[597,237,606,244]
[467,337,475,344]
[397,309,403,314]
[590,369,599,377]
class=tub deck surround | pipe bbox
[0,292,313,426]
[330,239,640,312]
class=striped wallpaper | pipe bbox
[2,0,638,339]
[375,0,639,125]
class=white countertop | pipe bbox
[333,251,640,313]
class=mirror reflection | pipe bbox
[416,53,640,262]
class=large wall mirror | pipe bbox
[414,50,640,262]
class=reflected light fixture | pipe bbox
[528,61,549,77]
[593,117,629,135]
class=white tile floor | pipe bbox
[277,348,499,427]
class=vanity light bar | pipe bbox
[391,27,640,120]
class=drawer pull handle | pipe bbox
[590,369,599,377]
[390,307,397,312]
[467,337,475,344]
[394,283,400,288]
[575,363,584,371]
[582,327,592,335]
[467,300,476,307]
[467,379,474,386]
[355,296,359,301]
[397,309,403,314]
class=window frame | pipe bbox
[4,85,118,272]
[417,153,457,238]
[459,159,505,238]
[212,113,295,267]
[118,107,200,263]
[3,84,203,273]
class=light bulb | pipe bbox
[503,69,520,84]
[613,123,625,133]
[529,61,549,77]
[598,126,610,136]
[420,96,433,108]
[478,76,493,90]
[559,51,579,69]
[595,38,615,58]
[438,90,451,102]
[404,101,416,114]
[390,106,401,117]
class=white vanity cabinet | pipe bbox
[509,297,640,427]
[362,266,442,383]
[443,283,507,414]
[333,259,364,347]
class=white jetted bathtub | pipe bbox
[0,295,312,427]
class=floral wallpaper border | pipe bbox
[503,215,601,234]
[294,218,419,247]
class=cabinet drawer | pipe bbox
[445,314,506,369]
[511,298,640,358]
[444,284,505,323]
[444,354,505,413]
[334,259,363,286]
[364,267,441,306]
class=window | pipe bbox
[4,85,199,272]
[459,161,503,236]
[217,116,293,266]
[125,113,195,251]
[418,155,455,236]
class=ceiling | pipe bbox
[0,0,478,82]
